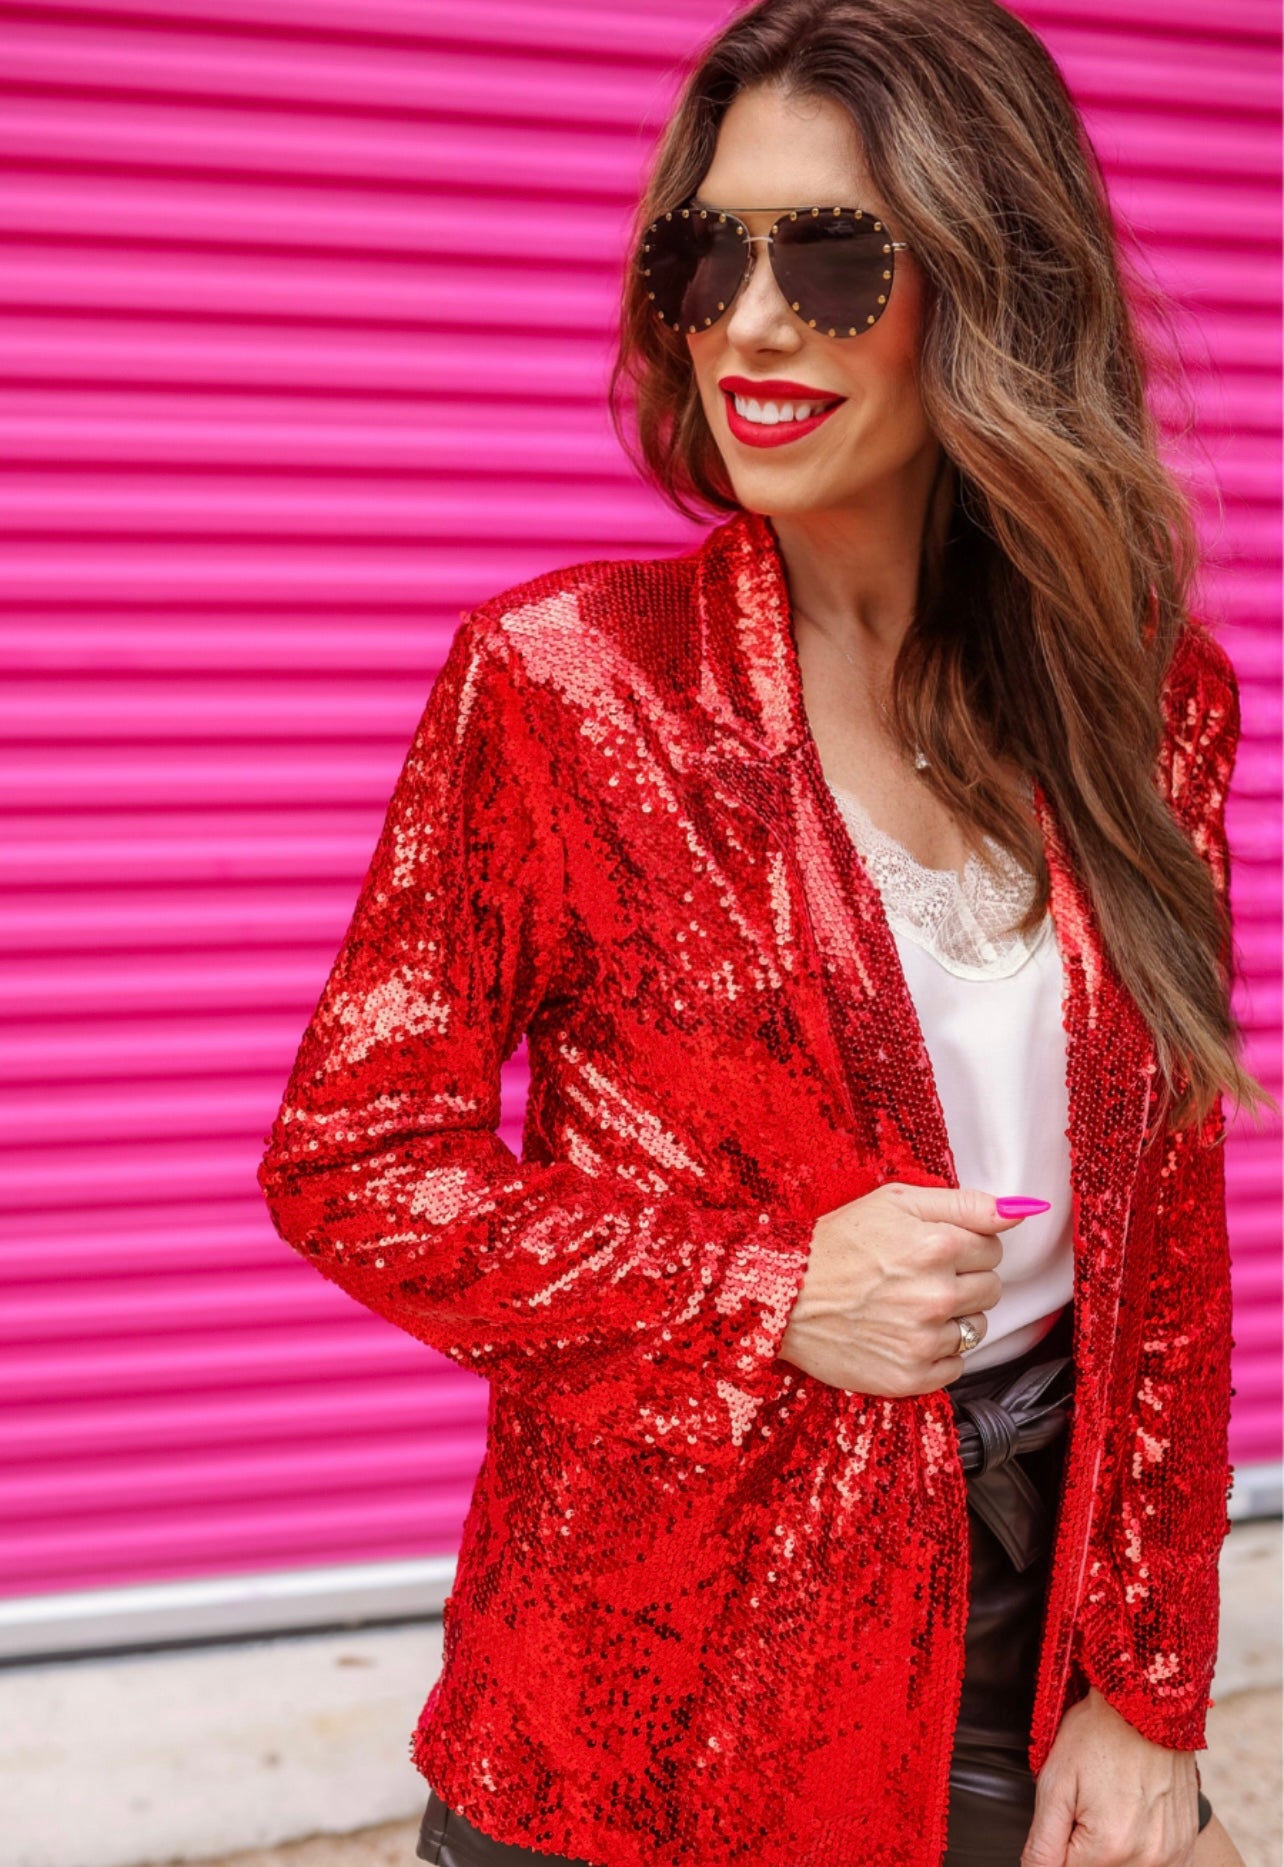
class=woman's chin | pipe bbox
[720,471,857,519]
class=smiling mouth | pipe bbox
[726,391,844,425]
[720,387,845,449]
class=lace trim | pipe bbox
[828,781,1052,981]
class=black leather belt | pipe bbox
[948,1347,1076,1575]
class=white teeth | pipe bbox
[731,394,833,424]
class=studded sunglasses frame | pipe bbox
[639,199,912,339]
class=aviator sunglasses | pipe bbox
[638,197,911,339]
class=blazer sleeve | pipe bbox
[256,605,816,1470]
[1071,620,1243,1750]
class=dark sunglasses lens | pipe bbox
[773,213,895,336]
[640,208,748,332]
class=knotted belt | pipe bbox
[948,1353,1076,1574]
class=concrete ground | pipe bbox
[141,1685,1284,1867]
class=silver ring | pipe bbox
[956,1315,981,1355]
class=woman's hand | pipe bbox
[777,1181,1029,1396]
[1022,1686,1202,1866]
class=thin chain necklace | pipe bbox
[793,604,931,771]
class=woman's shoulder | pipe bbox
[1157,616,1241,822]
[467,537,702,629]
[1161,615,1239,719]
[452,531,716,700]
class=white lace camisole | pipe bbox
[828,780,1074,1372]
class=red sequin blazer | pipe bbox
[257,508,1241,1867]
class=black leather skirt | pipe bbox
[415,1307,1212,1866]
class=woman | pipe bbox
[256,1,1271,1863]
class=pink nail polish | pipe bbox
[995,1196,1051,1217]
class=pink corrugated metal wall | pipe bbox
[2,0,1279,1609]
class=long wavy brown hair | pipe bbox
[608,0,1273,1140]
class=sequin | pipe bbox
[257,509,1240,1867]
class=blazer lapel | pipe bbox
[686,508,1158,1400]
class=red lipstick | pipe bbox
[719,376,846,400]
[717,376,846,450]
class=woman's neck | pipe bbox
[770,449,954,663]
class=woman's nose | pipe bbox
[724,239,800,346]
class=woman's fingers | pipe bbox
[951,1267,1004,1315]
[1020,1766,1076,1867]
